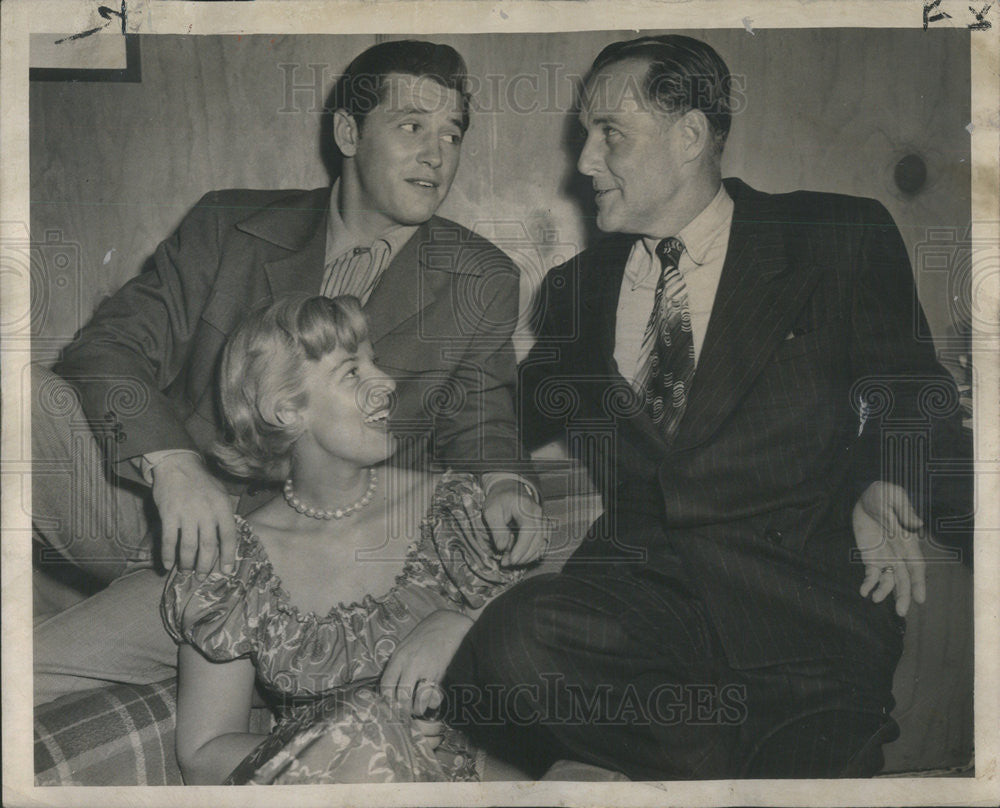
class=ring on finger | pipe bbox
[880,565,895,575]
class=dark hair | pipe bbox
[213,295,369,482]
[587,35,732,151]
[332,39,471,134]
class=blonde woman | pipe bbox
[162,294,526,784]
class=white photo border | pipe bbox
[2,1,998,806]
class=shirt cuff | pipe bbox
[135,449,203,485]
[480,472,541,504]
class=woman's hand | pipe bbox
[853,481,927,617]
[410,717,445,750]
[381,610,474,716]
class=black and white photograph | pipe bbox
[2,1,998,806]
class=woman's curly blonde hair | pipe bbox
[213,294,369,482]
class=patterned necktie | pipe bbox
[633,237,694,443]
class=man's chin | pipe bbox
[397,206,442,227]
[397,190,450,224]
[595,213,621,233]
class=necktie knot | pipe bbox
[655,237,684,268]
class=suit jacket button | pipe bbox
[764,529,783,545]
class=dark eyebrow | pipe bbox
[391,103,430,117]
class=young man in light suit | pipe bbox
[447,35,972,779]
[33,40,545,704]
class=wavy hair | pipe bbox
[332,39,472,134]
[213,294,369,482]
[587,35,733,153]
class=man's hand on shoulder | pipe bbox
[481,476,551,567]
[853,481,927,617]
[151,453,237,575]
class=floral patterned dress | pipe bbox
[161,472,521,784]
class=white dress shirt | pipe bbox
[614,184,735,386]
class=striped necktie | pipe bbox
[633,237,694,443]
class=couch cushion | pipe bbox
[35,678,182,786]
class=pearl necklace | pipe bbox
[282,469,378,520]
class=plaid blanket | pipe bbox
[34,678,183,786]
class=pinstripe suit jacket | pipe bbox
[521,178,969,671]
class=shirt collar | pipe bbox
[326,179,419,261]
[639,183,734,267]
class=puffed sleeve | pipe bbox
[160,517,269,661]
[420,472,524,610]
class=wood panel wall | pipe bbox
[30,29,971,360]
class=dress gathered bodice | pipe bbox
[162,472,521,701]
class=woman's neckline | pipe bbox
[237,470,461,623]
[236,516,424,623]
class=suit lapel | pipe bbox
[580,235,632,378]
[363,219,435,345]
[236,187,330,300]
[580,236,672,452]
[261,230,327,299]
[672,188,823,451]
[243,199,445,345]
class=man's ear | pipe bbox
[678,110,713,161]
[333,109,360,157]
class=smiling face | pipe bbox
[336,72,464,233]
[294,340,397,470]
[577,58,689,236]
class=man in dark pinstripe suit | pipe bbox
[445,35,972,779]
